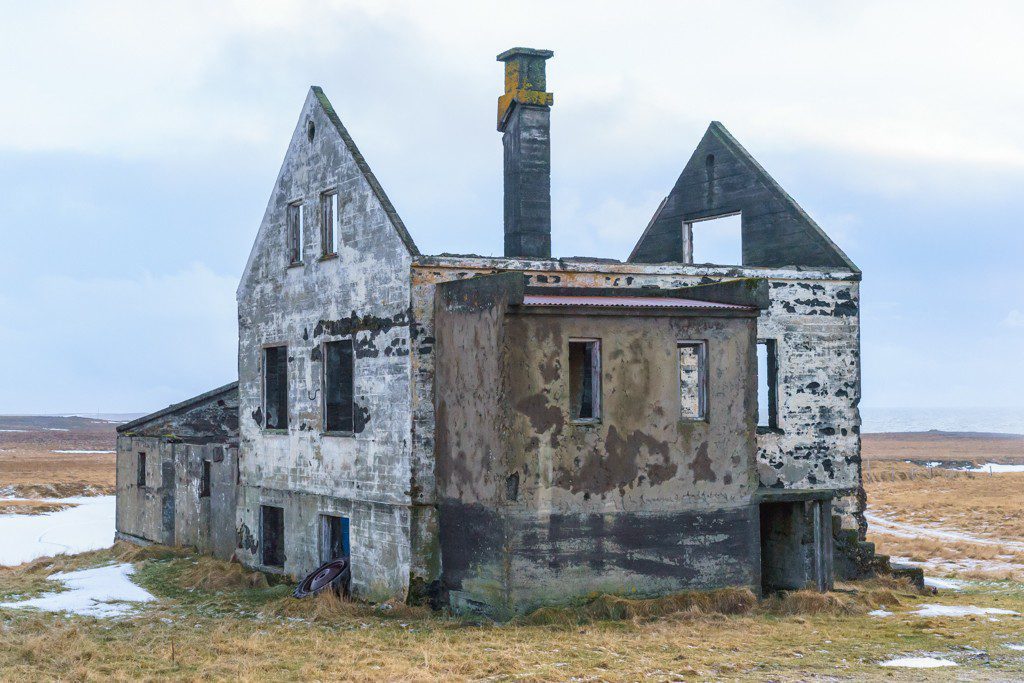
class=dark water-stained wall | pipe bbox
[434,279,762,615]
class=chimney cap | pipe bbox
[496,47,554,62]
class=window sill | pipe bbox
[571,418,601,427]
[757,426,785,435]
[318,253,338,262]
[322,430,355,438]
[287,261,304,269]
[263,428,289,436]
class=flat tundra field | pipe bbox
[3,420,1024,680]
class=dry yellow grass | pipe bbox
[0,499,73,515]
[0,447,115,498]
[864,433,1024,581]
[862,431,1024,463]
[1,549,1023,681]
[0,416,117,498]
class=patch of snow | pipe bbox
[866,510,1024,552]
[957,462,1024,473]
[869,609,893,617]
[912,603,1018,618]
[0,429,28,432]
[1003,644,1024,651]
[880,656,957,668]
[924,576,966,590]
[891,554,1024,578]
[0,563,154,618]
[51,450,115,454]
[43,428,70,432]
[0,496,115,566]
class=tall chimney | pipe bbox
[496,47,554,259]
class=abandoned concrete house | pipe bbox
[116,47,867,616]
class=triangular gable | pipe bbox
[628,122,858,271]
[116,382,238,437]
[237,87,418,296]
[311,87,418,256]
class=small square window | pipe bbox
[261,505,285,567]
[569,340,601,421]
[287,202,304,264]
[678,342,707,420]
[200,460,211,498]
[137,452,147,487]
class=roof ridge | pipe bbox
[311,87,420,256]
[117,381,239,433]
[707,121,859,273]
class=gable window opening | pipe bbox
[757,339,780,431]
[137,452,147,487]
[568,339,601,422]
[200,459,211,498]
[287,201,304,265]
[678,341,708,420]
[321,191,341,256]
[682,212,742,266]
[324,338,355,433]
[260,505,285,568]
[263,345,289,431]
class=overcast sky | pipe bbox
[1,1,1022,414]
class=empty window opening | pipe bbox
[260,505,285,567]
[287,201,304,264]
[757,340,779,430]
[324,339,355,433]
[678,342,707,420]
[683,213,742,266]
[320,192,341,256]
[569,340,601,421]
[200,460,211,498]
[137,452,147,487]
[320,514,351,563]
[263,346,289,430]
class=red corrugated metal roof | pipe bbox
[521,295,753,310]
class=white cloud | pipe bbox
[1003,310,1024,329]
[3,0,1024,171]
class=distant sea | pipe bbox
[861,407,1024,435]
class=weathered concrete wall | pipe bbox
[115,384,240,555]
[235,88,417,598]
[412,257,862,543]
[173,444,238,560]
[115,436,174,545]
[433,275,762,615]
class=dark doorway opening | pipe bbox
[760,498,833,594]
[320,514,350,563]
[759,502,805,593]
[261,505,285,567]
